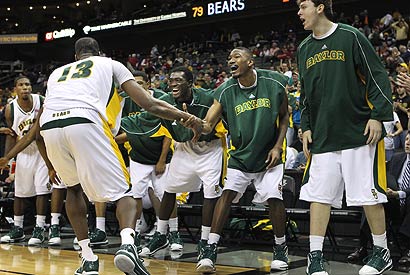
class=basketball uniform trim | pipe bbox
[373,140,387,194]
[100,115,131,186]
[302,155,312,185]
[41,117,94,130]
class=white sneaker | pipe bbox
[136,218,150,235]
[196,259,216,273]
[73,237,78,244]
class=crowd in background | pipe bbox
[0,8,409,155]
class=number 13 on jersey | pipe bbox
[58,60,94,82]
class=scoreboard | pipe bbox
[191,0,245,17]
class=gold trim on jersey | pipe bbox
[104,86,130,186]
[374,140,387,193]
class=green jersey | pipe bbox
[156,88,222,142]
[120,89,172,165]
[298,23,393,154]
[125,88,224,143]
[214,69,287,173]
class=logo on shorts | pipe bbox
[371,189,378,200]
[47,181,52,191]
[214,185,221,194]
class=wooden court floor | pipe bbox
[0,244,256,275]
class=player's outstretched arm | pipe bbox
[202,99,223,135]
[0,105,35,168]
[34,109,61,185]
[122,79,195,123]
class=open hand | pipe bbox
[364,119,382,145]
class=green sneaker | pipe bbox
[197,239,208,260]
[74,257,99,275]
[307,250,328,275]
[89,229,108,246]
[168,231,183,251]
[134,232,142,251]
[196,243,217,273]
[48,225,61,246]
[114,244,150,275]
[139,232,169,257]
[271,244,289,271]
[28,226,46,246]
[359,246,392,275]
[0,225,25,243]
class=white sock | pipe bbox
[310,235,324,252]
[51,213,61,226]
[78,239,98,261]
[201,226,211,240]
[208,233,221,245]
[169,218,178,232]
[157,219,168,235]
[275,235,286,246]
[36,215,46,228]
[372,232,387,249]
[120,228,135,245]
[14,215,24,228]
[96,217,106,232]
[135,219,141,232]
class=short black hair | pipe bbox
[14,75,30,87]
[75,37,100,57]
[233,47,253,60]
[297,0,333,20]
[171,66,193,83]
[133,70,149,83]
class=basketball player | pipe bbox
[130,66,226,259]
[297,1,393,274]
[39,37,202,275]
[0,76,65,246]
[188,47,290,273]
[116,70,181,250]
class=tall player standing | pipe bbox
[39,37,202,275]
[297,1,393,274]
[192,47,290,273]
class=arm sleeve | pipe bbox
[298,49,311,132]
[354,29,393,122]
[112,60,134,86]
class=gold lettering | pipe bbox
[234,98,271,116]
[306,50,346,69]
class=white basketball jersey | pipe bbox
[44,56,133,133]
[10,94,42,155]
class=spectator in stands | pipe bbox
[195,47,290,273]
[400,42,410,64]
[391,18,409,46]
[398,72,410,92]
[126,53,138,74]
[384,111,403,162]
[291,128,303,153]
[297,1,393,275]
[393,86,410,149]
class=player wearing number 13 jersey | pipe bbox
[39,38,202,275]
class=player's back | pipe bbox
[45,56,126,115]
